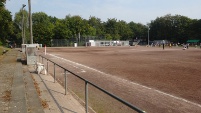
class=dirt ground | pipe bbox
[39,46,201,113]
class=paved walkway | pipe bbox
[0,49,44,113]
[28,65,86,113]
[0,49,85,113]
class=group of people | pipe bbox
[150,43,174,48]
[150,42,201,50]
[182,43,201,50]
[9,43,16,49]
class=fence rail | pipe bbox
[39,54,146,113]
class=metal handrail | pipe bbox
[39,54,146,113]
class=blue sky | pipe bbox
[5,0,201,25]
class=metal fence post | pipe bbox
[64,70,67,95]
[85,81,88,113]
[47,59,49,73]
[54,63,56,83]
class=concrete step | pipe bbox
[0,49,44,113]
[23,67,44,113]
[8,63,27,113]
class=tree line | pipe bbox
[13,10,148,46]
[1,2,201,46]
[0,0,13,46]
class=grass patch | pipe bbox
[0,46,4,55]
[0,46,4,61]
[31,74,49,109]
[0,46,9,54]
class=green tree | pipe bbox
[104,18,120,40]
[149,14,192,43]
[0,0,6,7]
[104,34,113,40]
[88,16,105,37]
[82,19,96,36]
[117,20,132,40]
[188,19,201,40]
[129,22,147,41]
[53,18,72,39]
[0,8,13,45]
[68,15,85,44]
[32,12,54,46]
[13,9,29,44]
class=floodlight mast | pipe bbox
[28,0,33,44]
[148,26,150,46]
[22,4,26,44]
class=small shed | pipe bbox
[187,40,200,45]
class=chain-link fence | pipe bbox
[51,36,104,47]
[51,36,130,47]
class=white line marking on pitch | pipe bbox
[47,53,201,108]
[47,53,86,73]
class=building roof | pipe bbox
[187,40,200,43]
